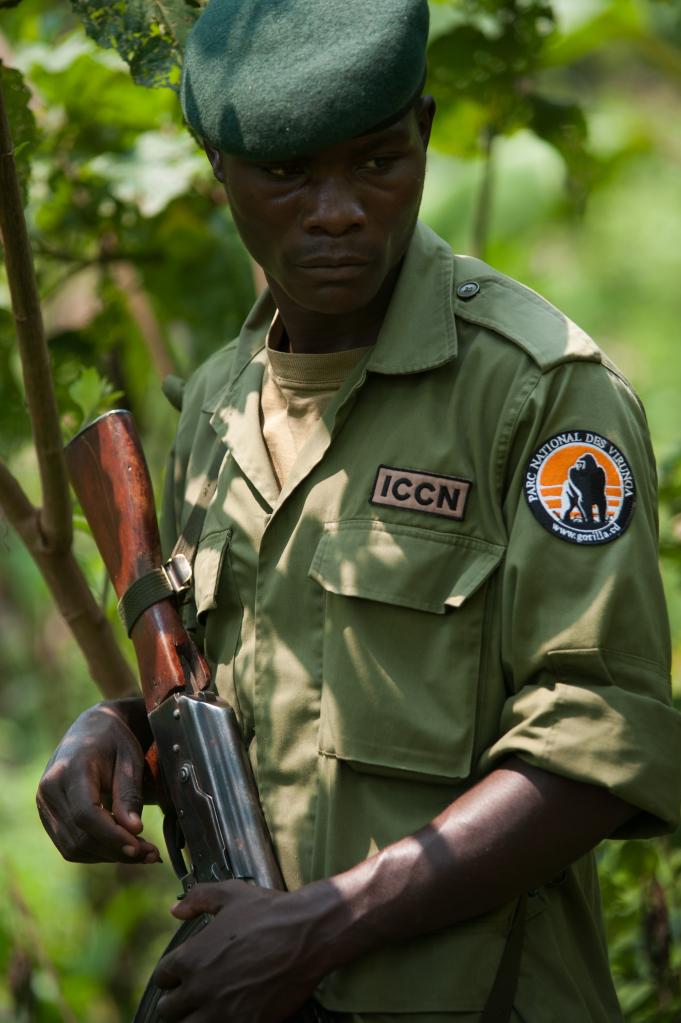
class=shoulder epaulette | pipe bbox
[161,374,186,411]
[452,255,601,373]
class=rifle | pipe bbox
[65,409,334,1023]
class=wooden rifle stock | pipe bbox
[64,409,211,711]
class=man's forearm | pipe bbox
[296,758,636,975]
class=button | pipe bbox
[457,281,480,300]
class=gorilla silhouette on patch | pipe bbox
[561,452,608,527]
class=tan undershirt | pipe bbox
[261,322,370,490]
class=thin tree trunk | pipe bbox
[0,64,136,698]
[470,127,496,261]
[0,61,71,554]
[110,259,178,380]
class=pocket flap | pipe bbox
[309,520,504,613]
[193,527,233,617]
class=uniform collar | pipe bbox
[366,220,458,375]
[204,219,457,418]
[227,286,276,388]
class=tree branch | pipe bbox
[0,63,72,554]
[33,240,160,265]
[0,458,137,697]
[0,456,35,535]
[109,260,178,379]
[470,127,496,261]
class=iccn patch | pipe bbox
[524,430,635,545]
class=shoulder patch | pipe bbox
[523,430,635,545]
[452,255,601,372]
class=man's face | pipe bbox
[207,99,435,317]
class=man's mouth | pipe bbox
[296,254,372,268]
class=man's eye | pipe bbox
[362,155,398,171]
[261,164,305,179]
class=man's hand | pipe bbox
[151,760,636,1023]
[36,699,161,864]
[154,880,339,1023]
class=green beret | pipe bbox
[180,0,429,160]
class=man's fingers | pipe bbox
[170,882,233,919]
[156,984,196,1023]
[65,812,159,864]
[73,797,146,854]
[65,771,158,861]
[37,767,135,862]
[111,750,145,834]
[153,951,184,991]
[40,768,160,864]
[58,816,149,864]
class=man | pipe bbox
[36,1,681,1021]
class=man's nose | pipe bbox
[301,175,366,235]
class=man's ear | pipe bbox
[416,95,436,151]
[203,142,225,183]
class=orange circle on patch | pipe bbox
[523,430,635,545]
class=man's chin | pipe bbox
[281,271,390,317]
[300,291,380,317]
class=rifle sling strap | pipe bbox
[171,440,228,565]
[118,568,177,635]
[480,892,527,1023]
[118,441,228,635]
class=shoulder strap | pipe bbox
[480,892,527,1023]
[172,440,228,567]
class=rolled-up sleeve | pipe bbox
[479,358,681,836]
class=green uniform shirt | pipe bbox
[162,222,681,1021]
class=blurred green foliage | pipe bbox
[71,0,198,86]
[1,0,680,1019]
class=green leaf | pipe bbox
[87,129,204,216]
[71,512,92,534]
[69,0,205,89]
[149,0,205,48]
[0,64,36,206]
[25,45,178,158]
[543,1,645,68]
[67,365,124,429]
[427,2,557,150]
[616,979,656,1014]
[527,94,594,210]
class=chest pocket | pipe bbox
[309,520,504,782]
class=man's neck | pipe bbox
[266,261,402,354]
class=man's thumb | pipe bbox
[111,755,144,833]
